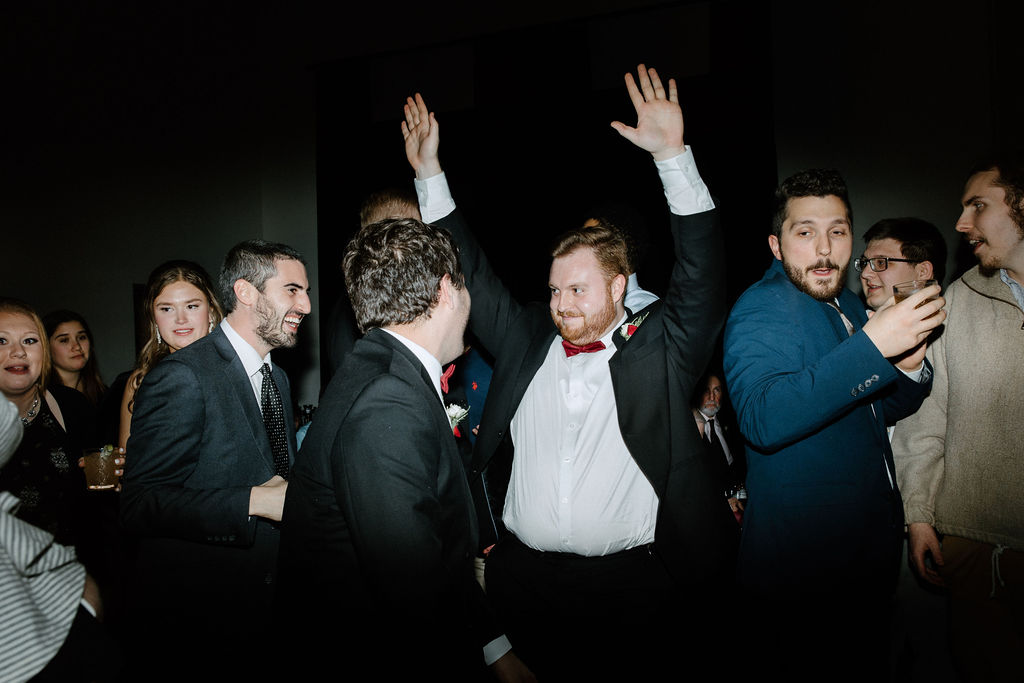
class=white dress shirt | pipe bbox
[504,313,661,555]
[220,319,274,410]
[624,273,658,312]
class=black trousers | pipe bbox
[485,535,685,681]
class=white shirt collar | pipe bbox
[381,329,444,403]
[221,319,272,379]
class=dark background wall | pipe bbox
[3,0,1021,405]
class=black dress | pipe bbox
[0,386,95,547]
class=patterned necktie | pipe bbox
[562,339,606,357]
[259,364,290,478]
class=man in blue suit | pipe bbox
[723,169,945,678]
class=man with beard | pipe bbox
[722,169,945,679]
[892,155,1024,681]
[401,65,737,679]
[120,239,309,680]
[692,370,746,522]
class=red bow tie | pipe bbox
[562,339,606,357]
[440,363,456,394]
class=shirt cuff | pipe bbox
[414,172,457,223]
[655,146,715,216]
[898,361,930,383]
[483,635,512,666]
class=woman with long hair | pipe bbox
[119,260,223,448]
[43,309,107,407]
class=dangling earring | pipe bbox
[209,319,214,334]
[156,327,163,345]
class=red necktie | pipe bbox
[562,339,606,357]
[440,363,456,394]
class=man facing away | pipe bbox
[401,64,737,679]
[277,218,532,680]
[120,239,309,679]
[722,169,945,678]
[893,154,1024,682]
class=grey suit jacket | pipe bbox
[120,325,296,627]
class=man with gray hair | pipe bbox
[121,239,310,679]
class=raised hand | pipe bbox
[402,93,442,179]
[610,64,685,160]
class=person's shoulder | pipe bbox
[730,264,792,313]
[49,383,91,413]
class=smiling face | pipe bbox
[49,321,90,374]
[154,280,214,353]
[858,237,932,310]
[0,312,44,400]
[957,170,1024,280]
[769,195,852,301]
[548,247,625,345]
[254,258,311,350]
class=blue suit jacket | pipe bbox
[723,259,930,596]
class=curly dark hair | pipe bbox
[343,218,465,333]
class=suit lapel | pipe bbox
[210,328,275,470]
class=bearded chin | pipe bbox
[553,294,618,345]
[255,296,295,348]
[782,259,848,301]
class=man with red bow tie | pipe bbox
[402,64,736,678]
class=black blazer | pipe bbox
[277,329,498,676]
[120,326,296,631]
[438,206,738,586]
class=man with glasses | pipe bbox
[856,217,947,311]
[855,218,951,679]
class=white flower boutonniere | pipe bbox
[619,311,650,340]
[445,403,469,433]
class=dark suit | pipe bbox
[120,325,296,678]
[437,205,737,675]
[277,329,498,677]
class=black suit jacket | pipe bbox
[120,326,296,636]
[277,329,498,675]
[438,206,738,587]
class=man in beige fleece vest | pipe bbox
[892,154,1024,682]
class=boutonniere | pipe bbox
[618,311,650,340]
[445,403,469,436]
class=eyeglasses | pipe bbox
[853,256,918,273]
